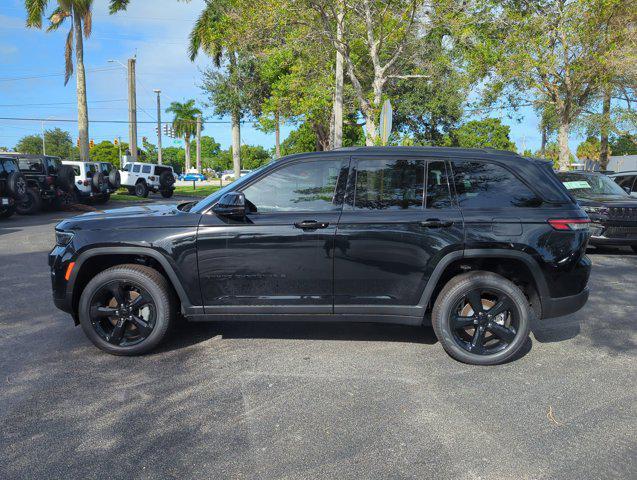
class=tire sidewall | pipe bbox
[135,181,148,197]
[78,267,171,355]
[433,272,531,365]
[16,188,41,215]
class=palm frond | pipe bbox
[25,0,49,28]
[83,10,92,37]
[188,1,225,65]
[64,25,74,86]
[109,0,131,14]
[46,7,70,32]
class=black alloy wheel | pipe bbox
[88,281,156,347]
[432,271,530,365]
[449,289,518,355]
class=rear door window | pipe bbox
[1,160,17,174]
[18,158,44,173]
[425,161,452,209]
[450,161,542,208]
[133,164,141,173]
[142,165,151,174]
[353,158,425,210]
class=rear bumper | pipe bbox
[589,235,637,246]
[542,287,589,319]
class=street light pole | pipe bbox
[154,89,162,165]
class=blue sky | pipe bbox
[0,0,583,154]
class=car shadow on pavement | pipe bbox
[157,320,440,354]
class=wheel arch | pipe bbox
[67,247,193,321]
[421,249,549,319]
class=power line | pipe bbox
[0,116,236,125]
[0,99,127,107]
[0,67,121,82]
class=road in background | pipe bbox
[1,205,635,480]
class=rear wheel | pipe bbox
[78,264,176,355]
[135,181,149,198]
[16,188,41,215]
[432,271,531,365]
[94,193,110,204]
[160,189,174,198]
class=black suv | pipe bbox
[4,153,75,214]
[50,147,591,365]
[556,171,637,252]
[0,156,27,218]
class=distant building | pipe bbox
[608,155,637,172]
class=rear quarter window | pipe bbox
[450,161,542,208]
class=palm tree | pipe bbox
[166,100,202,172]
[189,0,243,181]
[25,1,106,161]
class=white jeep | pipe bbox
[120,162,177,198]
[63,160,119,204]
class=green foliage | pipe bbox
[609,134,637,156]
[281,120,364,156]
[215,145,272,171]
[166,100,202,140]
[91,140,122,166]
[14,128,73,158]
[576,137,603,161]
[443,118,516,151]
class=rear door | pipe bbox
[333,156,464,316]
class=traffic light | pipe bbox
[142,136,148,143]
[163,124,169,136]
[89,139,95,149]
[113,138,119,146]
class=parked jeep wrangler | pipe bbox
[120,162,176,198]
[50,147,591,364]
[63,160,117,204]
[4,154,75,214]
[0,156,28,218]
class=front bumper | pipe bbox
[542,287,589,319]
[589,220,637,246]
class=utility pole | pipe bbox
[128,58,138,161]
[332,0,344,149]
[117,136,122,166]
[196,115,202,173]
[154,89,162,165]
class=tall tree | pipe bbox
[24,0,107,161]
[166,100,202,172]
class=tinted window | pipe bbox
[142,165,151,174]
[426,161,452,209]
[354,158,424,210]
[243,160,345,213]
[44,157,60,174]
[557,172,627,196]
[100,163,111,173]
[86,164,96,173]
[451,161,541,208]
[71,165,80,176]
[18,158,44,173]
[0,160,17,174]
[122,164,131,172]
[133,164,141,173]
[615,175,636,191]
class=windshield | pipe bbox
[190,162,273,214]
[557,172,627,197]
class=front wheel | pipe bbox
[432,271,531,365]
[135,182,149,198]
[16,188,42,215]
[78,264,176,355]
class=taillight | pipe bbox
[83,180,90,186]
[46,176,54,185]
[548,219,590,231]
[149,176,156,181]
[77,180,82,185]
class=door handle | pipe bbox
[294,220,329,230]
[420,219,453,228]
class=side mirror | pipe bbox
[212,191,247,218]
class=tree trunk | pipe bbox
[599,86,611,170]
[184,134,191,171]
[364,116,377,146]
[73,10,89,162]
[557,122,571,171]
[231,109,241,180]
[275,110,281,158]
[332,0,344,149]
[541,126,547,157]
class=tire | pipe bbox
[432,271,531,365]
[15,188,42,215]
[94,193,110,204]
[108,169,121,189]
[78,264,176,356]
[56,165,75,192]
[0,205,15,219]
[160,189,174,199]
[159,170,175,188]
[92,172,106,192]
[6,171,27,199]
[135,181,149,198]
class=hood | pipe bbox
[57,203,201,232]
[576,194,637,208]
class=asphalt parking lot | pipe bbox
[1,203,636,480]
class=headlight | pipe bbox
[55,230,74,246]
[582,206,608,216]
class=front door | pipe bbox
[333,157,464,317]
[197,156,349,314]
